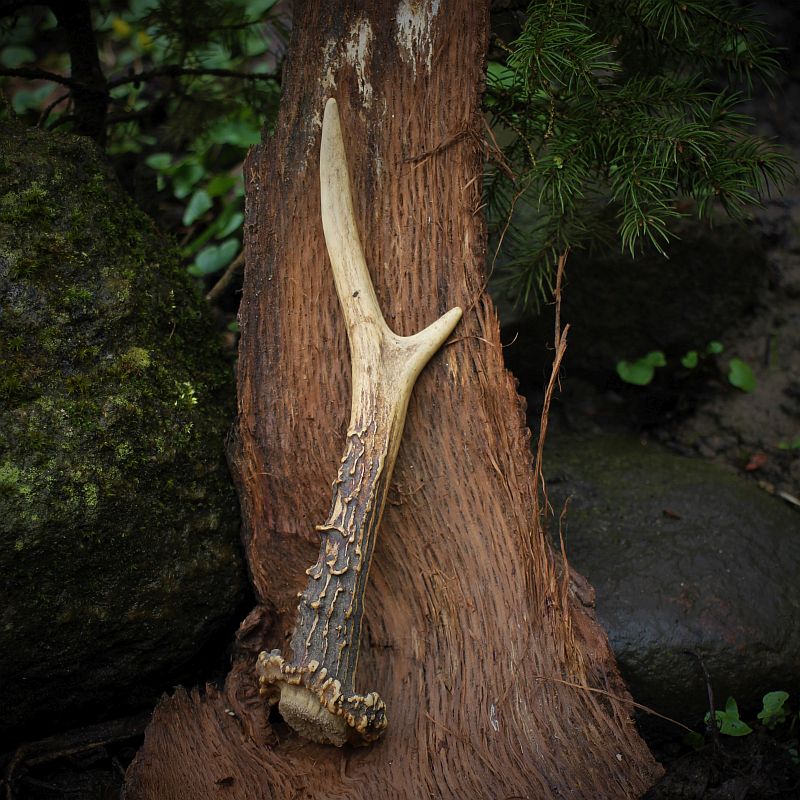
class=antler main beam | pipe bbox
[256,99,462,746]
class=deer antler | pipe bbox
[256,99,462,746]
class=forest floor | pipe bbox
[644,733,800,800]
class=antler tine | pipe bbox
[320,98,389,341]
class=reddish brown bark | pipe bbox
[124,1,661,797]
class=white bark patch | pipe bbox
[344,20,374,107]
[304,20,376,171]
[320,20,374,110]
[395,0,441,76]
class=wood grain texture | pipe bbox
[124,1,662,797]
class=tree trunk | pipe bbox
[124,1,662,797]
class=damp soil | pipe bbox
[644,733,800,800]
[0,606,249,800]
[2,725,142,800]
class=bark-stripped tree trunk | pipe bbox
[124,2,662,797]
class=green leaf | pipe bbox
[181,209,230,257]
[718,714,753,736]
[206,175,238,197]
[227,320,240,332]
[643,351,667,367]
[129,0,158,17]
[182,190,213,226]
[11,84,54,114]
[244,34,270,58]
[172,161,205,199]
[681,350,699,368]
[617,360,655,386]
[616,351,667,385]
[488,61,516,89]
[216,210,244,239]
[145,152,173,171]
[1,45,35,68]
[189,239,240,276]
[706,697,753,737]
[728,358,757,393]
[758,691,790,729]
[197,42,231,69]
[778,435,800,451]
[217,238,240,262]
[706,341,724,355]
[207,119,261,148]
[246,0,278,15]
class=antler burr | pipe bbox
[256,98,462,746]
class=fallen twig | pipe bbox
[206,251,245,303]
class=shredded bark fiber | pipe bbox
[124,1,662,797]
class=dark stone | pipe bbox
[545,433,800,726]
[0,118,247,741]
[498,224,766,390]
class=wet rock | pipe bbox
[497,224,766,389]
[545,433,800,726]
[0,119,246,742]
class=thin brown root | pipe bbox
[532,676,694,733]
[206,251,245,303]
[531,250,569,522]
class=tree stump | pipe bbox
[124,2,662,797]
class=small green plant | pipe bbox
[758,691,791,729]
[680,350,699,369]
[699,691,796,740]
[727,357,757,393]
[778,435,800,451]
[616,350,666,385]
[0,0,284,292]
[615,340,757,392]
[144,121,254,278]
[706,696,753,736]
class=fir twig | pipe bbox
[483,0,794,309]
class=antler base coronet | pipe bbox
[257,650,387,746]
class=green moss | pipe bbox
[63,285,93,305]
[0,117,245,738]
[118,346,151,373]
[0,461,21,490]
[83,482,99,509]
[0,180,55,225]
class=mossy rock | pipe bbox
[0,118,246,741]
